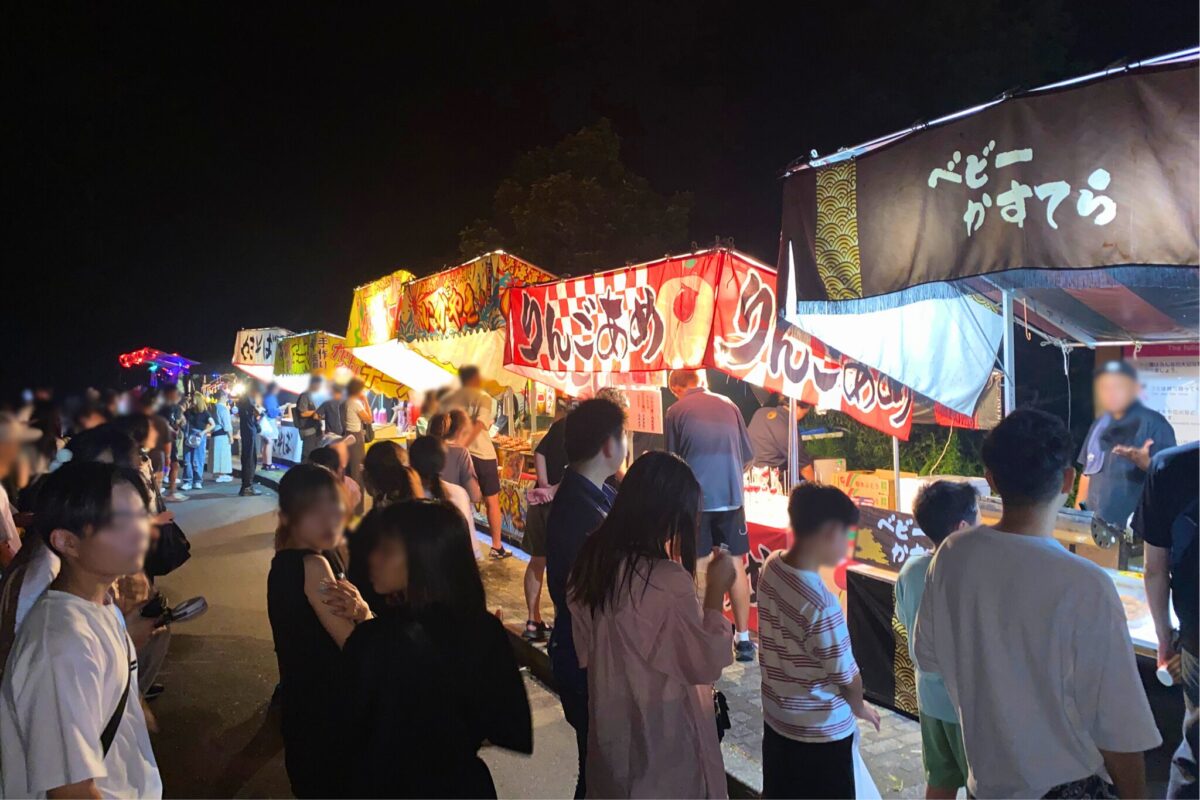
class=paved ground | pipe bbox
[151,480,576,798]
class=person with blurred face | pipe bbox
[267,464,371,798]
[0,462,162,799]
[338,501,532,797]
[1076,360,1176,530]
[0,413,40,568]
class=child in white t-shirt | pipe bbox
[756,483,879,799]
[0,462,162,799]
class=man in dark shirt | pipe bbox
[159,383,186,501]
[1077,361,1176,530]
[237,386,262,496]
[748,397,816,481]
[1134,441,1198,797]
[294,375,324,462]
[522,407,569,643]
[545,399,627,799]
[317,383,345,438]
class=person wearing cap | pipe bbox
[0,413,40,568]
[1076,360,1177,532]
[747,395,816,482]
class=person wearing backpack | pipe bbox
[0,462,163,798]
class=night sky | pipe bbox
[7,2,1197,397]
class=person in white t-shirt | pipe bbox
[914,409,1160,799]
[0,461,163,799]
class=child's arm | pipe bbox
[839,673,881,731]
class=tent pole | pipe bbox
[1001,289,1017,416]
[892,435,901,487]
[788,397,799,491]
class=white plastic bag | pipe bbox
[853,731,882,799]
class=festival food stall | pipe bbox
[231,327,309,394]
[119,347,198,387]
[775,49,1199,713]
[505,247,1000,628]
[346,254,557,540]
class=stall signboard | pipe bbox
[710,253,920,438]
[275,331,408,399]
[1126,343,1200,444]
[232,327,290,368]
[345,269,416,348]
[852,505,935,571]
[778,59,1199,307]
[398,252,553,340]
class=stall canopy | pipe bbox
[274,330,409,399]
[348,252,554,396]
[231,327,309,394]
[505,248,1000,440]
[118,347,197,384]
[777,49,1200,412]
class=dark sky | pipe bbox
[6,2,1197,396]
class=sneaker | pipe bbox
[193,482,204,490]
[164,491,189,502]
[215,475,233,483]
[488,547,513,561]
[522,620,551,642]
[179,482,192,491]
[239,487,262,497]
[734,639,757,662]
[145,683,165,701]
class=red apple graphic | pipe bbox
[673,284,698,323]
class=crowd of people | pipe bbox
[0,359,1193,800]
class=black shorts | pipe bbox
[523,502,550,557]
[472,456,501,497]
[698,507,749,556]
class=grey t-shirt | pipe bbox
[296,392,319,436]
[665,388,753,511]
[441,444,480,501]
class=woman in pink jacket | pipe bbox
[568,451,736,799]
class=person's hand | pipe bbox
[321,579,372,622]
[1158,637,1177,669]
[114,574,152,614]
[705,550,737,596]
[124,601,168,650]
[854,701,881,732]
[152,510,175,526]
[1112,439,1154,471]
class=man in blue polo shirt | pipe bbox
[665,369,755,660]
[545,398,627,799]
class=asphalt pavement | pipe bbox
[150,480,576,798]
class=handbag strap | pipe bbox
[101,627,135,758]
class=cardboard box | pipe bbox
[834,469,915,509]
[814,458,847,484]
[897,475,992,515]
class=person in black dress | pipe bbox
[338,499,532,798]
[267,464,372,798]
[346,441,421,614]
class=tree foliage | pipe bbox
[459,119,692,276]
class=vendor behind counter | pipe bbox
[1077,360,1176,530]
[748,398,815,482]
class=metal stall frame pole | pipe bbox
[788,396,799,491]
[892,435,901,487]
[1001,289,1017,416]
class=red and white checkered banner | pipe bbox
[505,249,989,439]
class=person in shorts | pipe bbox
[522,404,567,641]
[442,366,510,559]
[664,369,755,661]
[895,480,979,798]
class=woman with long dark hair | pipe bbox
[340,500,531,797]
[267,464,371,798]
[409,435,478,557]
[568,451,736,799]
[351,441,421,613]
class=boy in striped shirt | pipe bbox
[757,483,880,799]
